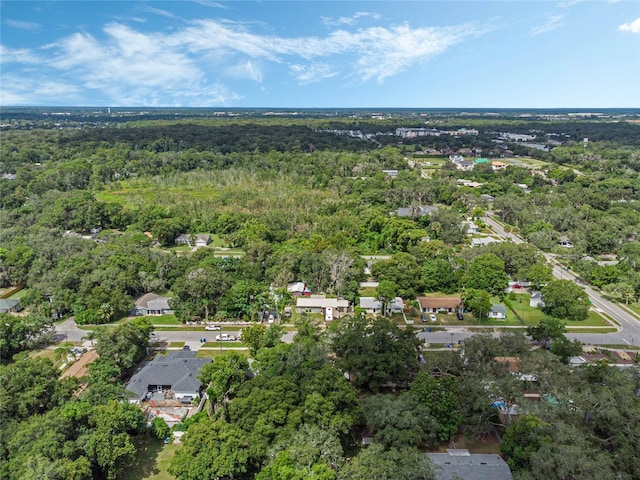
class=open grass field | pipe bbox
[121,436,178,480]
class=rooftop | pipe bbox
[427,450,513,480]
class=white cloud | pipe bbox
[530,15,564,36]
[321,11,381,27]
[1,16,484,105]
[4,19,42,31]
[193,0,226,8]
[619,17,640,34]
[0,45,42,64]
[225,60,264,82]
[0,74,81,105]
[289,63,338,84]
[144,5,178,19]
[557,0,583,8]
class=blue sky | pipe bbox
[1,1,639,108]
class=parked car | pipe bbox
[215,333,237,341]
[430,314,437,322]
[205,325,221,331]
[268,314,275,324]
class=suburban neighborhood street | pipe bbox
[483,214,640,346]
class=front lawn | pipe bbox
[197,350,250,359]
[201,342,245,348]
[149,315,181,325]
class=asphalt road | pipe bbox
[483,214,640,346]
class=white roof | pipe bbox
[287,282,306,293]
[296,297,350,308]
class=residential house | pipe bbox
[287,282,310,297]
[480,194,495,203]
[456,160,474,171]
[530,291,545,308]
[382,169,398,178]
[417,296,462,315]
[471,237,500,247]
[558,236,573,248]
[463,221,479,235]
[295,295,351,321]
[359,296,404,316]
[395,205,438,218]
[427,450,513,480]
[457,179,484,188]
[194,234,211,248]
[0,298,21,314]
[126,350,210,403]
[175,233,192,246]
[488,304,507,320]
[491,161,508,171]
[131,293,174,316]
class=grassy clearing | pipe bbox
[28,348,60,365]
[201,342,245,348]
[504,294,611,327]
[600,344,640,350]
[121,435,178,480]
[168,342,184,348]
[625,303,640,317]
[567,327,618,333]
[149,315,181,325]
[197,350,249,359]
[153,326,209,332]
[358,287,377,297]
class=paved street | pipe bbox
[483,214,640,346]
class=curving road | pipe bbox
[483,214,640,346]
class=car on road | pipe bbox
[215,333,238,342]
[430,314,437,322]
[268,314,275,324]
[205,325,221,331]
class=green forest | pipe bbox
[1,111,640,480]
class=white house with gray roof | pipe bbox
[359,296,404,316]
[126,350,210,403]
[131,293,173,316]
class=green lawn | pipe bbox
[149,315,181,325]
[168,342,184,348]
[358,287,377,297]
[625,303,640,316]
[201,342,245,348]
[505,293,611,327]
[121,435,178,480]
[197,350,249,359]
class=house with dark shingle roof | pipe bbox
[427,450,513,480]
[126,350,210,403]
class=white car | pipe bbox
[268,314,275,324]
[205,325,221,331]
[215,333,237,341]
[430,314,437,322]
